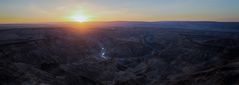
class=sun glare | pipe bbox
[72,15,89,23]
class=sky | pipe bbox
[0,0,239,23]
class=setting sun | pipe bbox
[71,14,89,23]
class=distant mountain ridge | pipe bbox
[87,21,239,30]
[1,21,239,30]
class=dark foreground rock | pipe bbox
[0,27,239,85]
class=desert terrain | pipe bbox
[0,22,239,85]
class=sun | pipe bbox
[71,15,89,23]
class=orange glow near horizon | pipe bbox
[64,22,100,37]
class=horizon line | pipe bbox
[1,20,239,24]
